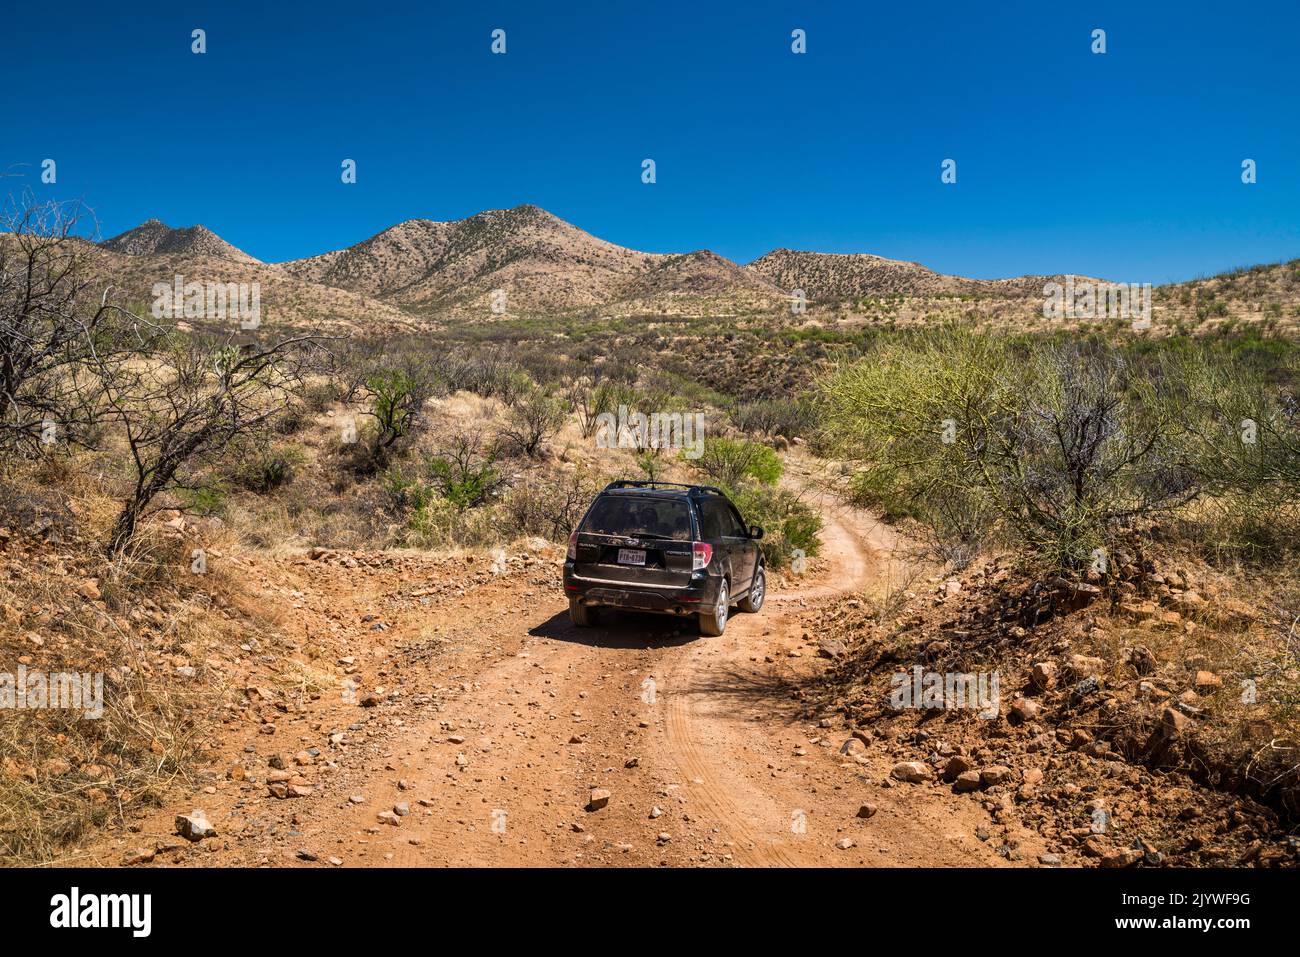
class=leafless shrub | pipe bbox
[497,386,569,458]
[0,193,118,454]
[498,468,603,540]
[88,329,324,554]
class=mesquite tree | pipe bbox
[0,193,124,454]
[89,328,322,555]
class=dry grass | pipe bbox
[0,460,271,864]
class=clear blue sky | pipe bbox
[6,0,1297,283]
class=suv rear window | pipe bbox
[581,496,693,540]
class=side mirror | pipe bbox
[749,525,764,540]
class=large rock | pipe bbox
[1066,654,1106,678]
[979,765,1014,787]
[1101,847,1143,868]
[891,761,932,783]
[817,638,847,660]
[1161,707,1197,736]
[1029,662,1058,690]
[942,755,977,781]
[1194,670,1223,691]
[1010,698,1040,722]
[175,811,216,842]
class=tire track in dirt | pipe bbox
[655,475,1002,867]
[659,487,880,866]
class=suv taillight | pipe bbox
[692,541,712,570]
[567,530,578,561]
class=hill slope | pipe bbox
[281,205,788,315]
[102,219,261,265]
[747,248,1094,301]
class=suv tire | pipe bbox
[569,599,595,628]
[699,579,729,637]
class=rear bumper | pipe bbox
[563,563,720,616]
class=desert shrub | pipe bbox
[635,448,668,482]
[1147,346,1300,562]
[367,370,420,452]
[497,386,569,458]
[497,469,605,541]
[378,436,507,549]
[1160,348,1300,493]
[433,346,525,401]
[691,437,782,488]
[728,483,823,570]
[571,378,638,438]
[176,483,227,516]
[93,335,318,555]
[232,444,306,493]
[730,397,817,440]
[820,329,1200,570]
[384,435,506,512]
[0,195,126,456]
[343,362,433,474]
[425,446,502,511]
[299,377,343,414]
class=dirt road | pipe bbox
[78,479,1016,868]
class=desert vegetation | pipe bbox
[819,326,1300,570]
[812,325,1300,847]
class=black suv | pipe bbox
[563,481,765,636]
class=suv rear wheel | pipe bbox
[569,599,595,628]
[699,579,729,637]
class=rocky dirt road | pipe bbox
[76,479,1020,868]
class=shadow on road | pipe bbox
[530,609,700,649]
[674,662,802,713]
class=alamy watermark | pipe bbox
[889,666,1000,719]
[50,887,150,937]
[152,275,261,329]
[1,666,104,719]
[1043,277,1151,330]
[594,405,705,460]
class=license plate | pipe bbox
[617,548,646,566]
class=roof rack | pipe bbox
[602,480,726,497]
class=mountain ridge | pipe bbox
[97,205,1119,315]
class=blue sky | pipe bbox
[5,0,1297,282]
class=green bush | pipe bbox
[497,386,568,458]
[691,437,782,488]
[819,326,1300,570]
[382,438,504,516]
[820,329,1199,569]
[729,483,822,570]
[232,445,305,493]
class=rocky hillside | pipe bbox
[748,248,1093,302]
[281,205,786,315]
[68,240,417,333]
[102,219,261,265]
[803,542,1300,868]
[280,205,650,311]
